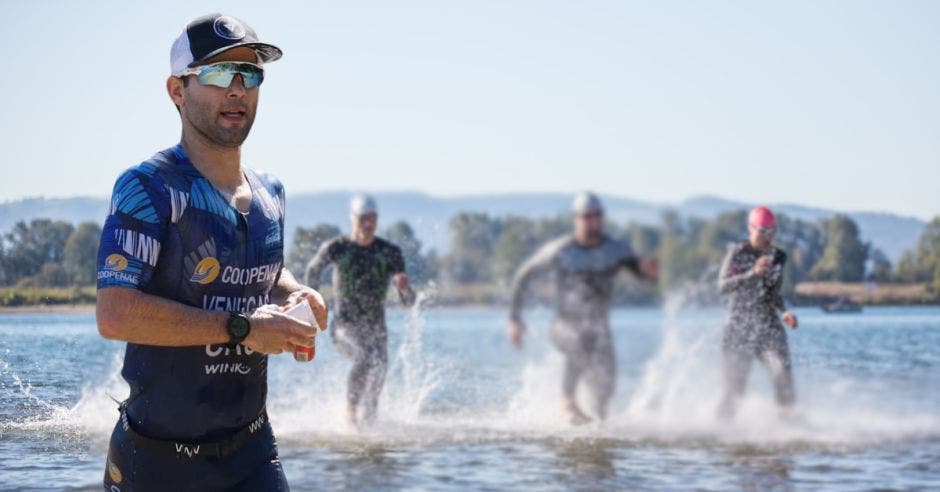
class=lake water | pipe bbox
[1,302,939,490]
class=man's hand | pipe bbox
[754,256,774,276]
[244,308,317,354]
[508,319,526,350]
[639,257,659,281]
[782,310,798,330]
[280,287,328,331]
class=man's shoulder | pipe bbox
[322,235,350,251]
[534,234,574,260]
[248,168,284,195]
[373,236,401,252]
[114,147,187,188]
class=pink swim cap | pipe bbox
[748,206,777,228]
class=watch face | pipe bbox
[229,315,250,339]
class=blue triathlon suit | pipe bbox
[96,144,289,491]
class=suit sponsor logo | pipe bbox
[174,443,201,458]
[190,257,221,284]
[220,262,281,286]
[104,254,128,272]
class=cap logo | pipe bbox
[212,16,246,40]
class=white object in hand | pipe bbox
[285,300,322,334]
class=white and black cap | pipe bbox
[170,13,282,75]
[349,194,378,216]
[572,191,604,215]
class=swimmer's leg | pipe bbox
[759,329,795,409]
[717,339,753,420]
[333,326,369,426]
[360,330,389,424]
[552,319,592,426]
[582,342,616,421]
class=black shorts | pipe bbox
[103,418,288,492]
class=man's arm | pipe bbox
[271,267,329,330]
[97,287,315,354]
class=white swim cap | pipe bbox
[349,194,378,216]
[572,191,604,215]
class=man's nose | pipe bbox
[226,74,247,97]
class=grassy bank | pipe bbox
[794,281,938,305]
[0,282,935,309]
[0,286,97,307]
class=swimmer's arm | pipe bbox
[392,273,416,307]
[303,242,333,289]
[509,246,554,322]
[717,249,757,294]
[623,255,658,282]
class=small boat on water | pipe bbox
[822,297,863,313]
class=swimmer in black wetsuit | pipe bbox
[507,192,658,425]
[304,194,416,426]
[717,206,799,420]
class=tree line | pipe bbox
[2,213,939,299]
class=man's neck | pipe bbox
[351,233,375,247]
[180,131,243,189]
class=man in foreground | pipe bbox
[97,14,326,490]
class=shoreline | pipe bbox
[0,304,96,314]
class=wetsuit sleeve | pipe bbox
[388,244,416,306]
[304,240,335,289]
[769,250,788,311]
[718,245,757,294]
[389,244,406,275]
[96,167,169,290]
[620,246,642,276]
[509,242,556,322]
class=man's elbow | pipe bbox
[96,289,130,340]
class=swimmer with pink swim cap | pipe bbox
[716,205,799,420]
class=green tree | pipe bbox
[867,248,893,283]
[810,215,869,282]
[286,224,342,279]
[491,216,539,283]
[443,213,501,283]
[895,217,940,292]
[63,222,102,285]
[1,219,74,285]
[384,220,432,283]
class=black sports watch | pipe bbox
[225,313,251,345]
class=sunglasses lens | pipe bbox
[194,63,264,89]
[196,70,235,88]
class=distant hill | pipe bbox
[0,192,926,261]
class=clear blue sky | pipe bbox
[1,1,937,219]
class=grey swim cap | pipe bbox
[349,194,378,216]
[572,192,604,215]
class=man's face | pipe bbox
[353,213,378,238]
[574,210,604,244]
[169,47,260,148]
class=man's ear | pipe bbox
[167,76,184,110]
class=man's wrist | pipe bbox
[225,313,252,344]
